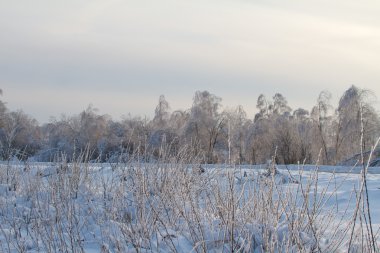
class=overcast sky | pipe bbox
[1,0,380,123]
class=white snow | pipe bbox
[0,161,379,252]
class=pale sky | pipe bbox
[1,0,380,123]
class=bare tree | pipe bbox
[272,93,292,116]
[311,90,333,164]
[153,95,170,129]
[333,85,378,163]
[0,89,6,127]
[255,94,271,120]
[223,105,249,164]
[186,91,225,163]
[0,110,40,160]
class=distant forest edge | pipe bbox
[0,85,379,165]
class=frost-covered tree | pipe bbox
[272,93,292,116]
[0,110,40,160]
[39,115,79,161]
[153,95,170,129]
[186,91,225,163]
[310,90,333,163]
[150,95,181,160]
[223,105,249,164]
[0,86,378,164]
[246,115,275,164]
[38,106,112,161]
[251,93,296,163]
[150,96,171,155]
[121,115,151,161]
[169,110,189,131]
[76,105,111,160]
[0,89,6,127]
[333,85,379,163]
[255,93,292,121]
[293,108,309,120]
[255,94,270,121]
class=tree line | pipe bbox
[0,85,379,165]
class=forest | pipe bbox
[1,86,380,252]
[0,85,379,165]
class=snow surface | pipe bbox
[0,161,379,252]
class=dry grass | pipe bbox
[0,145,378,252]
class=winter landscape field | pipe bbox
[2,1,380,252]
[0,154,379,252]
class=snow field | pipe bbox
[0,161,379,252]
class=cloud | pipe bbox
[1,0,379,122]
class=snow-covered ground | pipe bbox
[0,161,379,252]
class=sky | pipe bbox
[1,0,380,123]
